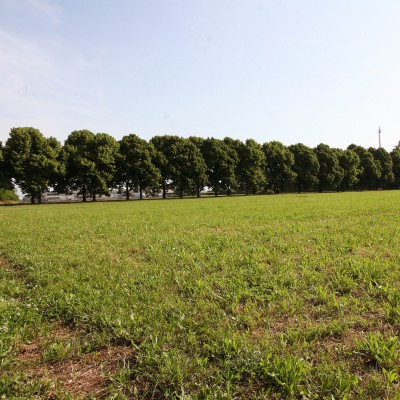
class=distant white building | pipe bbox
[22,189,145,202]
[43,192,78,202]
[22,191,80,202]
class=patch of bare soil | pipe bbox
[39,346,132,398]
[18,326,133,399]
[0,256,9,269]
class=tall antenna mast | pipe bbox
[378,126,381,148]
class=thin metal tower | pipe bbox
[379,126,381,148]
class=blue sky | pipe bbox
[1,0,400,150]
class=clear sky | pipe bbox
[1,0,400,150]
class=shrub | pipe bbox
[0,189,19,202]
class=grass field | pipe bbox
[1,191,400,399]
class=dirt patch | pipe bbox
[17,325,133,398]
[29,345,132,398]
[18,326,75,361]
[0,256,9,269]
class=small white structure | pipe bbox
[42,191,78,202]
[22,189,149,202]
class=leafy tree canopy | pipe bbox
[348,145,381,190]
[201,138,238,196]
[337,148,361,190]
[236,139,266,195]
[64,130,119,201]
[368,147,394,189]
[314,143,343,192]
[0,141,13,190]
[172,138,207,197]
[263,141,296,194]
[118,134,160,199]
[390,148,400,188]
[151,136,207,198]
[288,143,319,192]
[5,127,63,203]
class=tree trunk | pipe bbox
[162,180,166,199]
[38,193,42,204]
[179,190,183,199]
[82,186,87,202]
[227,187,231,196]
[253,187,256,195]
[92,192,96,202]
[277,181,281,194]
[126,181,130,200]
[30,195,35,204]
[139,186,143,200]
[196,186,200,198]
[245,184,248,196]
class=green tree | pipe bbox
[262,141,296,194]
[91,133,119,200]
[314,143,343,192]
[348,145,381,190]
[189,136,212,197]
[151,136,207,198]
[64,130,119,201]
[118,134,160,200]
[222,137,242,195]
[188,136,205,152]
[189,136,209,197]
[4,127,63,203]
[236,139,266,195]
[0,142,17,201]
[173,138,207,198]
[63,130,95,201]
[337,149,361,191]
[201,138,238,196]
[391,148,400,189]
[288,143,319,193]
[150,135,178,198]
[48,137,67,194]
[0,141,13,190]
[368,147,394,189]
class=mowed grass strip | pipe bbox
[1,191,400,399]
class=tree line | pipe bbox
[1,127,399,203]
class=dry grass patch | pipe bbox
[16,325,133,399]
[0,256,9,269]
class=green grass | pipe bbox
[1,191,400,398]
